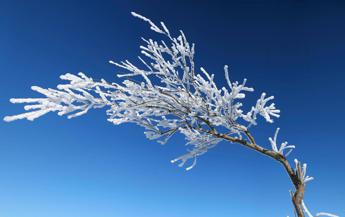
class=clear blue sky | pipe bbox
[1,1,344,216]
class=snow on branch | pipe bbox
[243,92,280,126]
[4,73,114,122]
[294,159,314,184]
[269,128,295,156]
[302,200,339,217]
[4,12,280,170]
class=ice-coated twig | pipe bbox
[243,92,280,126]
[269,128,295,156]
[315,213,339,217]
[294,159,314,184]
[4,73,113,122]
[302,200,339,217]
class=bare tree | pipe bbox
[4,12,337,217]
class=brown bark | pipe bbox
[209,129,305,217]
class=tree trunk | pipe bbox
[292,183,305,217]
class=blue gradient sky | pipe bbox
[1,1,344,216]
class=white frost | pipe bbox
[5,12,281,170]
[269,128,295,156]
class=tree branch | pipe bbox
[209,129,305,216]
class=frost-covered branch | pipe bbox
[302,200,339,217]
[4,73,114,122]
[4,12,336,217]
[5,12,279,170]
[294,159,314,184]
[269,128,295,156]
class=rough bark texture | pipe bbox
[208,129,305,217]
